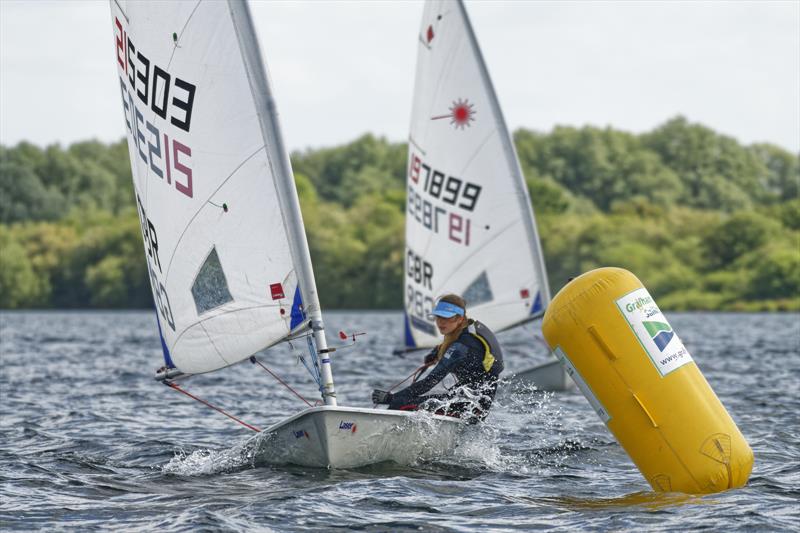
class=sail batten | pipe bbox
[404,0,551,348]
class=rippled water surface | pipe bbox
[1,311,798,531]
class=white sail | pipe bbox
[110,1,325,378]
[404,0,550,348]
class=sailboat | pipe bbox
[402,0,571,391]
[109,0,463,468]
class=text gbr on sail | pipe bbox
[136,194,175,331]
[406,248,435,321]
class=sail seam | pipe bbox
[167,0,202,68]
[163,145,265,279]
[199,320,230,367]
[457,127,497,176]
[146,0,201,188]
[170,302,294,368]
[113,0,129,23]
[138,0,203,280]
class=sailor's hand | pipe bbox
[372,389,392,404]
[423,348,438,366]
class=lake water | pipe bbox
[1,311,798,531]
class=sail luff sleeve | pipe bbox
[226,0,336,405]
[455,0,551,305]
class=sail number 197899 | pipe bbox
[407,153,480,246]
[409,154,481,210]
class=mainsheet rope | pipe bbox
[370,362,433,408]
[388,361,434,392]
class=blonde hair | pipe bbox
[434,293,468,360]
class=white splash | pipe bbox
[162,443,254,476]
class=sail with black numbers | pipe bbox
[110,0,332,387]
[403,0,550,349]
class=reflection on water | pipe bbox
[534,491,705,511]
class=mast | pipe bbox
[456,0,552,308]
[228,0,336,406]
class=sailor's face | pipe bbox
[435,315,463,335]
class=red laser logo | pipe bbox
[432,99,476,129]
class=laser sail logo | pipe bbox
[642,321,674,351]
[431,98,477,129]
[616,287,693,377]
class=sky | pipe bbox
[1,0,798,153]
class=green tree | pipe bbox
[0,160,64,222]
[291,134,405,206]
[0,229,48,307]
[85,255,128,307]
[744,247,800,300]
[516,125,683,211]
[642,116,768,210]
[751,143,800,202]
[702,211,780,267]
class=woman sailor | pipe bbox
[372,294,504,423]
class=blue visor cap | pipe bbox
[429,301,465,319]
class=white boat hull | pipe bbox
[509,359,575,391]
[247,406,465,468]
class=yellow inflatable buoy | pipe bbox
[542,267,753,494]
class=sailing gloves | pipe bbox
[373,347,439,405]
[372,389,393,404]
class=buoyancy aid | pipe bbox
[466,320,504,375]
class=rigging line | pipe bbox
[251,356,314,407]
[389,363,432,393]
[297,355,322,388]
[164,145,265,279]
[164,381,261,432]
[306,336,322,376]
[305,336,323,394]
[373,363,433,410]
[290,338,321,388]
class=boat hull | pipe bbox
[248,406,465,468]
[509,359,575,391]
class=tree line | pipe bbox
[1,116,798,311]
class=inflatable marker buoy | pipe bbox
[542,267,753,494]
